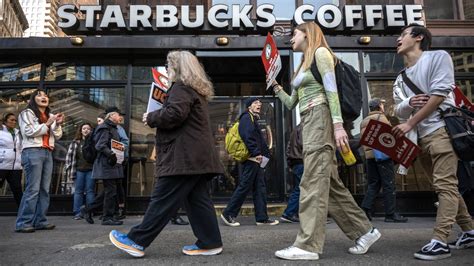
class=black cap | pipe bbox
[368,98,385,111]
[244,97,260,108]
[104,106,125,115]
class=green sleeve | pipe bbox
[276,88,299,110]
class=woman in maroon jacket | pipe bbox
[110,50,223,258]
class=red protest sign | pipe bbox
[453,85,473,111]
[360,120,421,168]
[261,33,281,90]
[152,68,170,91]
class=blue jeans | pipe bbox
[16,148,53,229]
[73,170,95,215]
[223,160,268,222]
[283,164,303,217]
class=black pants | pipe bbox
[128,174,222,249]
[0,169,23,207]
[361,159,397,216]
[86,179,118,220]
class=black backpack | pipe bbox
[310,59,362,122]
[82,129,97,164]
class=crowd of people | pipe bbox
[1,23,473,261]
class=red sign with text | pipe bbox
[261,33,281,90]
[453,85,474,111]
[360,120,421,168]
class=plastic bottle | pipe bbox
[341,144,356,166]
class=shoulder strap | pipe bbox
[401,70,424,95]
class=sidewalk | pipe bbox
[1,216,472,265]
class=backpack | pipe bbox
[225,113,254,162]
[310,58,362,122]
[82,129,97,164]
[440,107,474,161]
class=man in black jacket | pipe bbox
[221,97,279,226]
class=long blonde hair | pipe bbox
[167,50,214,101]
[294,22,337,75]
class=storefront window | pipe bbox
[45,63,127,81]
[129,84,157,196]
[132,65,165,81]
[363,52,404,73]
[46,87,126,195]
[424,0,456,20]
[451,52,474,73]
[0,63,41,82]
[366,80,432,192]
[463,0,474,19]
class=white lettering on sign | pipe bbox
[58,4,425,33]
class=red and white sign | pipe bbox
[360,120,421,168]
[453,85,474,111]
[146,68,170,113]
[261,32,281,90]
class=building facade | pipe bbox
[0,0,473,215]
[20,0,59,37]
[0,0,28,37]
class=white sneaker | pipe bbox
[348,228,381,255]
[275,246,319,260]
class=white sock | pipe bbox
[431,239,447,245]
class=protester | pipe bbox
[15,89,63,233]
[0,113,23,207]
[280,123,303,223]
[220,97,278,227]
[80,107,124,226]
[97,113,105,125]
[392,23,474,260]
[63,123,94,220]
[109,50,223,258]
[271,22,380,260]
[360,98,408,223]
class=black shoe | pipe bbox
[15,226,35,233]
[171,215,189,225]
[101,218,123,226]
[220,214,240,227]
[448,232,474,249]
[80,206,94,224]
[35,224,56,230]
[280,214,299,223]
[114,208,126,220]
[385,213,408,223]
[414,240,451,260]
[256,219,279,226]
[363,208,372,221]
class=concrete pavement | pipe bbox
[1,215,473,265]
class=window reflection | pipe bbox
[46,63,127,81]
[451,52,474,73]
[257,0,294,20]
[363,52,404,73]
[0,63,41,82]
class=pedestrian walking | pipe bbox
[220,97,279,227]
[392,23,474,260]
[0,113,23,208]
[280,123,303,223]
[109,50,223,258]
[115,111,128,220]
[15,89,63,233]
[80,107,124,226]
[271,21,380,260]
[63,123,95,220]
[360,98,408,223]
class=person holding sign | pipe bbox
[80,107,124,226]
[360,98,407,223]
[109,50,223,258]
[393,24,473,260]
[272,22,380,260]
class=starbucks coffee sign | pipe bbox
[58,4,424,35]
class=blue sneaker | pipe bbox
[182,244,223,256]
[109,230,145,258]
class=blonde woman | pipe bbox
[110,50,223,258]
[272,22,380,260]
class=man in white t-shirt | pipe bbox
[393,24,474,261]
